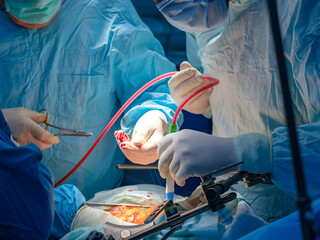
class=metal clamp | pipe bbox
[243,173,273,187]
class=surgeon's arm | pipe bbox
[0,110,55,239]
[113,25,183,164]
[234,122,320,200]
[271,122,320,200]
[117,29,182,133]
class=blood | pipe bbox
[115,130,131,142]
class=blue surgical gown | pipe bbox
[239,197,320,240]
[185,0,320,220]
[271,123,320,201]
[52,184,86,239]
[0,0,179,198]
[0,110,54,240]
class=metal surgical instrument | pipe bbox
[39,109,93,137]
[116,164,158,170]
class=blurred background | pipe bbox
[131,0,188,68]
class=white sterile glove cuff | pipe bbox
[169,61,213,114]
[1,107,59,150]
[233,133,272,174]
[115,110,168,165]
[157,129,240,187]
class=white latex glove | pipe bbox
[157,129,239,186]
[1,107,59,150]
[169,61,213,114]
[115,110,168,165]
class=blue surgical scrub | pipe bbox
[52,184,86,239]
[0,110,54,240]
[271,123,320,201]
[0,0,180,198]
[239,198,320,240]
[0,110,86,239]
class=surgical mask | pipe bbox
[157,0,228,33]
[1,0,62,28]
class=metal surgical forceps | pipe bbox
[39,109,93,137]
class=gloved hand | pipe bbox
[157,129,239,186]
[115,110,168,165]
[169,61,213,114]
[1,107,59,150]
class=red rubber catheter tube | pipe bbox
[54,72,219,188]
[166,80,219,200]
